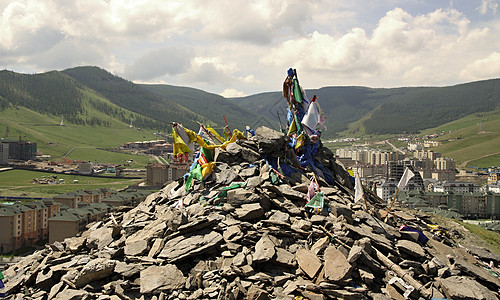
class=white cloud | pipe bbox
[460,52,500,80]
[220,88,246,98]
[476,0,498,15]
[261,6,500,87]
[1,1,500,93]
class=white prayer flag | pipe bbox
[301,100,327,131]
[397,168,415,190]
[354,176,364,203]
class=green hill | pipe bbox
[62,66,207,131]
[232,79,500,138]
[422,111,500,168]
[141,84,270,132]
[1,66,500,167]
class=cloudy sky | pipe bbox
[1,0,499,97]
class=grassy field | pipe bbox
[429,112,500,167]
[0,169,143,198]
[0,106,159,161]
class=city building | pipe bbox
[433,182,481,193]
[146,163,189,186]
[0,139,37,161]
[78,162,94,175]
[488,182,500,193]
[48,202,114,243]
[52,188,109,208]
[402,190,500,219]
[0,200,60,252]
[431,170,456,182]
[434,157,456,170]
[0,142,8,165]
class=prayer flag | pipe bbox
[172,126,191,157]
[354,176,364,203]
[302,99,327,131]
[397,167,415,190]
[306,179,318,202]
[206,125,225,143]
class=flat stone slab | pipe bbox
[234,203,264,220]
[296,248,322,279]
[324,246,352,282]
[438,276,498,300]
[396,240,426,258]
[140,264,185,294]
[158,231,223,263]
[253,235,275,263]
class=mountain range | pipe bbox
[1,66,499,139]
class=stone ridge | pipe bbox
[3,126,500,299]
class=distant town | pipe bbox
[334,135,500,223]
[0,135,195,254]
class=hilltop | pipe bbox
[1,67,500,165]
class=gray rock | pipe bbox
[438,276,498,300]
[239,166,258,177]
[36,268,55,290]
[214,163,240,185]
[329,203,353,223]
[48,281,64,300]
[253,235,275,263]
[234,203,264,220]
[148,238,165,258]
[73,258,117,288]
[124,239,149,256]
[226,188,261,207]
[324,246,352,282]
[247,285,269,300]
[140,265,185,294]
[296,248,322,279]
[311,236,329,256]
[396,239,426,259]
[223,225,243,242]
[86,226,117,249]
[65,236,86,253]
[269,210,290,224]
[114,261,142,277]
[254,126,288,156]
[158,231,223,263]
[347,245,364,264]
[274,247,295,267]
[53,289,89,300]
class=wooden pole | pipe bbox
[385,188,400,222]
[223,114,232,137]
[373,247,431,298]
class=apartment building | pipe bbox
[0,142,8,165]
[403,190,500,219]
[434,182,481,193]
[0,200,60,252]
[146,163,189,186]
[48,202,114,243]
[52,188,110,208]
[434,157,456,170]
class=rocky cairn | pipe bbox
[4,127,500,299]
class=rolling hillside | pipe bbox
[140,84,270,132]
[62,67,207,131]
[232,79,500,138]
[1,66,500,166]
[422,111,500,168]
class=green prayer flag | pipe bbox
[293,79,303,103]
[0,270,3,280]
[185,163,203,191]
[305,192,324,209]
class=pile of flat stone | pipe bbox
[4,127,500,299]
